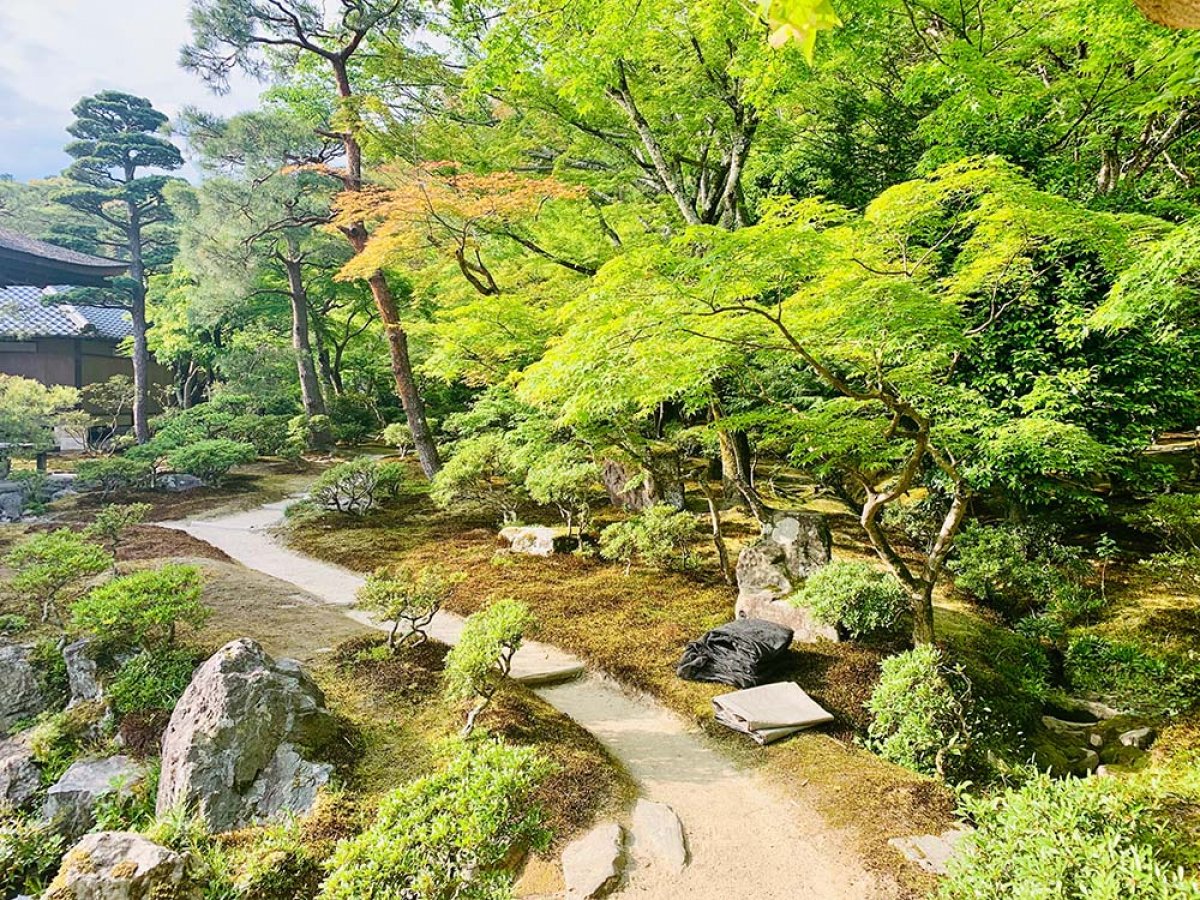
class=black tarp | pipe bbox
[676,618,794,688]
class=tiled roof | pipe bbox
[0,285,133,341]
[0,227,126,287]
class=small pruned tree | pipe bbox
[0,375,80,479]
[4,530,112,624]
[430,433,527,525]
[70,564,209,648]
[310,457,403,514]
[444,599,532,736]
[84,503,152,573]
[356,565,464,651]
[524,447,599,551]
[599,504,697,574]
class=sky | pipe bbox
[0,0,263,181]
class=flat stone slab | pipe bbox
[562,821,624,899]
[631,799,687,873]
[888,827,971,875]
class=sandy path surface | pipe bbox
[161,500,900,900]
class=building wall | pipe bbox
[0,337,170,396]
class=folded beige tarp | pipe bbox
[712,681,835,745]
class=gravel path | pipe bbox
[161,500,901,899]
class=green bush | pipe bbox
[71,564,210,649]
[867,645,976,781]
[0,810,65,897]
[1065,635,1199,715]
[92,762,159,832]
[0,613,29,634]
[225,413,292,456]
[320,739,553,900]
[84,502,152,566]
[792,561,909,637]
[28,701,106,783]
[76,457,155,495]
[941,772,1200,899]
[4,528,113,623]
[950,522,1092,620]
[599,504,696,573]
[325,392,378,445]
[108,648,198,714]
[310,458,401,514]
[356,565,464,650]
[444,598,532,735]
[165,438,256,486]
[381,421,413,454]
[1128,493,1200,551]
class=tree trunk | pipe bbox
[912,581,936,646]
[125,208,151,444]
[282,249,331,450]
[330,56,440,477]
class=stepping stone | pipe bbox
[888,826,972,876]
[562,822,624,899]
[630,799,687,872]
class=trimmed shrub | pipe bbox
[75,457,154,495]
[0,811,65,897]
[444,599,532,735]
[165,438,256,486]
[320,739,553,900]
[356,565,464,650]
[70,564,209,649]
[599,504,696,573]
[310,458,400,514]
[867,645,976,781]
[792,560,909,637]
[84,502,152,567]
[4,528,113,624]
[381,422,413,455]
[108,648,199,714]
[941,772,1200,899]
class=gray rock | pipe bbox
[63,639,102,706]
[562,822,624,899]
[47,831,192,900]
[156,639,337,832]
[599,449,684,512]
[735,513,836,642]
[0,642,50,736]
[43,755,145,838]
[888,826,972,876]
[1119,726,1155,749]
[1041,715,1089,736]
[498,525,557,557]
[0,481,23,520]
[0,733,40,810]
[159,473,205,492]
[630,799,687,873]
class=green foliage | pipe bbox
[0,613,30,634]
[599,504,696,572]
[356,565,464,650]
[1128,494,1200,551]
[28,701,106,784]
[430,432,527,525]
[75,457,155,496]
[320,739,553,900]
[444,599,532,734]
[166,438,257,486]
[951,523,1093,621]
[381,422,413,454]
[310,457,403,515]
[866,646,975,782]
[524,446,599,543]
[84,502,152,564]
[70,564,209,649]
[1064,635,1199,716]
[0,375,79,474]
[4,528,112,624]
[325,393,379,445]
[0,810,64,897]
[791,561,909,638]
[91,763,160,832]
[941,772,1200,899]
[108,649,199,714]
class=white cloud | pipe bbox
[0,0,262,179]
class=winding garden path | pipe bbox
[161,499,900,899]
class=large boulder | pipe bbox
[43,755,146,838]
[735,513,836,643]
[498,525,558,557]
[156,638,338,832]
[45,831,192,900]
[0,733,40,809]
[599,449,684,512]
[63,639,102,707]
[0,481,24,520]
[0,642,51,736]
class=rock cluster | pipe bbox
[0,642,50,735]
[156,638,338,832]
[734,512,836,642]
[498,525,558,557]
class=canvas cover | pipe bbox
[712,681,835,745]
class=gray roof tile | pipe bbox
[0,285,133,341]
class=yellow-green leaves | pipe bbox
[751,0,840,58]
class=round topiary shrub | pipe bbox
[791,560,909,638]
